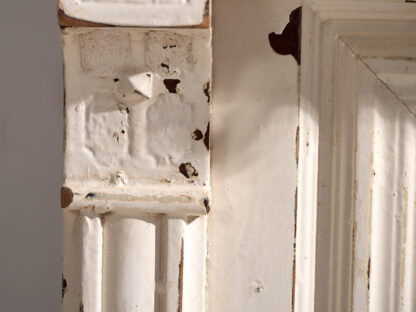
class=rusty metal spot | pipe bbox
[203,82,211,103]
[177,239,184,312]
[62,276,67,298]
[269,7,301,65]
[203,198,210,213]
[179,163,198,179]
[61,186,74,208]
[163,79,181,93]
[203,122,210,151]
[192,129,203,141]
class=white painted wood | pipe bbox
[59,0,208,26]
[61,26,211,312]
[164,217,186,312]
[81,213,103,312]
[103,214,158,312]
[297,2,416,312]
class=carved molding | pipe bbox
[296,2,416,312]
[61,27,211,312]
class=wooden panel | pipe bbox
[297,2,416,311]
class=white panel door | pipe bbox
[296,2,416,312]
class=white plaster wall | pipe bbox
[209,0,300,310]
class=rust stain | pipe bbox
[61,186,74,208]
[268,6,301,65]
[79,301,84,312]
[177,239,184,312]
[179,163,199,179]
[62,275,67,298]
[203,122,210,151]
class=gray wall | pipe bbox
[0,1,62,310]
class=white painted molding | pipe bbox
[58,0,208,27]
[61,27,211,312]
[296,2,416,312]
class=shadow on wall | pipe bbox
[208,0,301,311]
[211,1,301,179]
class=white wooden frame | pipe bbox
[296,2,416,312]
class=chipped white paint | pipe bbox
[296,2,416,312]
[59,0,208,26]
[61,26,211,311]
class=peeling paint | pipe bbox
[203,122,210,151]
[163,79,181,93]
[179,163,199,178]
[203,81,211,103]
[192,129,204,141]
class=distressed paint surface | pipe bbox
[61,26,211,312]
[63,28,210,187]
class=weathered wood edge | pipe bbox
[57,3,210,29]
